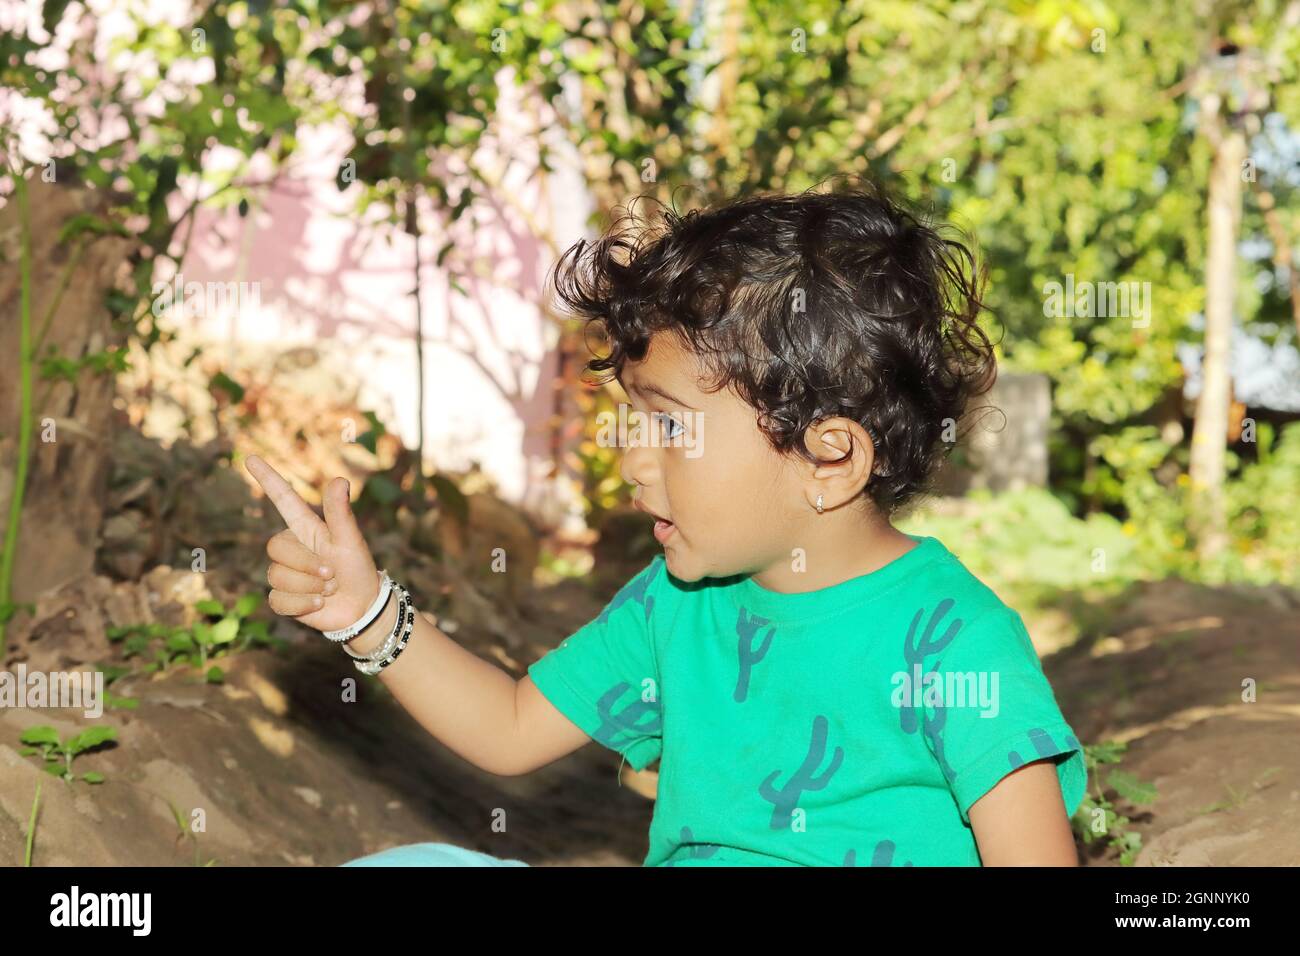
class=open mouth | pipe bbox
[638,502,676,543]
[652,516,676,543]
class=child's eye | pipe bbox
[653,412,685,441]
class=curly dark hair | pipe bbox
[548,178,999,514]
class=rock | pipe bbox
[437,492,540,603]
[0,180,137,603]
[141,566,214,627]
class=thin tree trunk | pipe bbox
[1189,123,1246,561]
[1251,181,1300,340]
[406,189,425,476]
[704,0,743,157]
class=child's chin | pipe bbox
[661,550,693,580]
[661,550,709,584]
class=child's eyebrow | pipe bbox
[620,376,696,410]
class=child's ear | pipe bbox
[803,417,876,495]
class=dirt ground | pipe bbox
[0,571,655,867]
[3,561,1297,867]
[1040,578,1300,866]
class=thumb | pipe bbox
[323,476,366,550]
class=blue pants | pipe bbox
[341,842,529,867]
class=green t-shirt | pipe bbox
[526,534,1087,866]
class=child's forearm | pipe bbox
[345,597,522,777]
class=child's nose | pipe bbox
[619,442,659,491]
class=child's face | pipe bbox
[616,331,805,583]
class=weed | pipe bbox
[95,663,139,710]
[1071,740,1158,866]
[107,592,286,684]
[1199,766,1283,814]
[18,724,118,784]
[24,780,41,866]
[165,798,217,867]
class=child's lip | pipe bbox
[634,499,677,543]
[633,499,671,524]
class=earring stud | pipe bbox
[815,493,824,514]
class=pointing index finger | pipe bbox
[246,455,327,552]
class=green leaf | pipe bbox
[168,630,197,652]
[429,474,469,526]
[81,772,105,784]
[165,799,185,832]
[66,726,117,756]
[211,617,239,644]
[42,763,68,778]
[241,620,271,644]
[210,371,245,404]
[142,157,180,249]
[364,475,402,505]
[123,634,152,658]
[57,213,129,244]
[195,599,226,617]
[96,664,131,685]
[42,0,71,34]
[19,726,60,747]
[1107,770,1158,806]
[1084,740,1128,767]
[234,593,260,618]
[106,693,139,710]
[0,601,35,625]
[205,666,225,684]
[356,410,388,454]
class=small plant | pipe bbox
[25,780,41,867]
[1071,740,1158,866]
[165,798,217,867]
[95,663,139,710]
[108,592,285,683]
[1199,766,1281,814]
[18,725,118,785]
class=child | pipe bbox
[248,180,1086,867]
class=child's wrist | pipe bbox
[344,596,400,657]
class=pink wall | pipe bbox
[175,69,595,532]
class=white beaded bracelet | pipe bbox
[356,587,415,676]
[342,584,408,662]
[321,570,393,643]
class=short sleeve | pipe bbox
[526,556,668,772]
[918,605,1087,826]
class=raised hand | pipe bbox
[245,455,381,634]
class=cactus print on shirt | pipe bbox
[526,535,1087,866]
